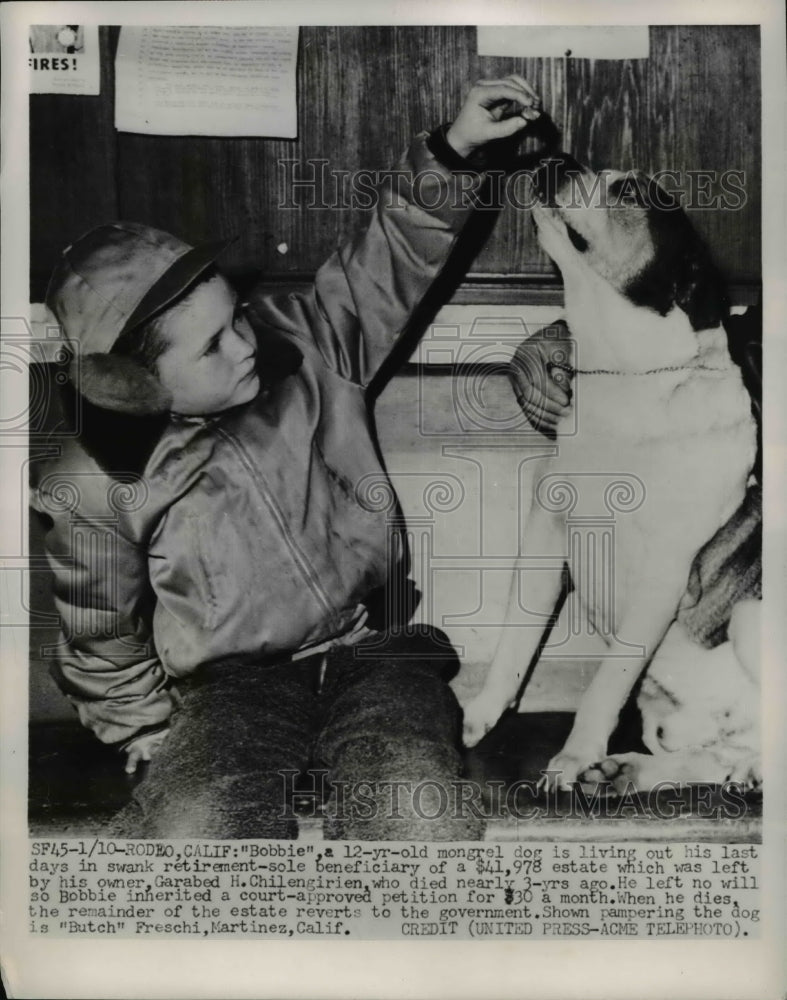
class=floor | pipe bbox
[29,711,762,841]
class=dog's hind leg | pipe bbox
[462,508,565,747]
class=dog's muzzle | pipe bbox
[533,153,586,205]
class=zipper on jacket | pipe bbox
[214,424,343,635]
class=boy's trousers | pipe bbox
[106,626,485,840]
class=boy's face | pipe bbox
[155,274,260,415]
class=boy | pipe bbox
[33,76,561,839]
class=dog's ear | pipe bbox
[625,180,727,331]
[628,248,727,331]
[624,258,678,319]
[673,245,728,332]
[71,353,172,415]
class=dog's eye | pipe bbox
[609,177,645,208]
[565,224,589,253]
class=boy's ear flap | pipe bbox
[70,353,173,415]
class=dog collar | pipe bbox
[549,361,727,377]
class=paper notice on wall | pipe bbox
[115,26,299,137]
[29,24,100,95]
[477,25,650,59]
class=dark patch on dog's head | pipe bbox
[624,176,728,331]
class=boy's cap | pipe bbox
[46,221,234,355]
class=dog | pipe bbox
[461,156,758,790]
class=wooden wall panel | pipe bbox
[29,26,118,300]
[30,25,761,301]
[669,25,761,282]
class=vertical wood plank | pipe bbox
[667,25,761,282]
[29,26,118,300]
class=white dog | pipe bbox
[462,157,757,789]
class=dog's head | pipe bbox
[532,155,727,331]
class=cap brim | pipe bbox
[121,236,236,335]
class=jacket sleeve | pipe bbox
[31,457,176,748]
[247,129,487,387]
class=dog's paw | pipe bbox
[579,753,654,794]
[462,696,505,747]
[540,751,598,791]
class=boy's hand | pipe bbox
[509,322,574,437]
[331,604,378,647]
[446,74,542,159]
[124,728,169,774]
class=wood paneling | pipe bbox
[642,26,761,282]
[29,26,118,299]
[30,25,761,300]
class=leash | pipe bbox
[549,361,728,377]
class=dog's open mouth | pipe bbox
[532,193,588,255]
[531,200,571,248]
[532,154,592,254]
[564,223,589,252]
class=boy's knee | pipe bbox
[319,672,463,762]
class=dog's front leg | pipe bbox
[543,587,682,789]
[463,511,565,747]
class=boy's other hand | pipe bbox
[331,604,378,648]
[509,322,574,438]
[124,728,170,774]
[446,74,542,159]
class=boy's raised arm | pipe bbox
[249,77,542,387]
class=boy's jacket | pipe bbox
[30,132,484,746]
